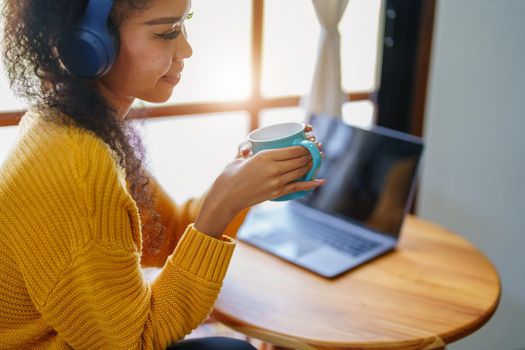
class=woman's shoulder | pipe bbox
[19,108,116,164]
[20,108,103,149]
[2,108,123,190]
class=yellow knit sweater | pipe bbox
[0,109,248,349]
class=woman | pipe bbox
[0,0,324,349]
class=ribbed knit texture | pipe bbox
[0,109,244,349]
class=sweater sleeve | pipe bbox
[20,133,235,349]
[141,172,251,267]
[41,225,234,350]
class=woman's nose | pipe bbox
[175,27,192,60]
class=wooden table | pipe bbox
[212,216,501,350]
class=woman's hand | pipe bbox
[196,124,325,238]
[195,147,326,238]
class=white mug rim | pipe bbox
[247,122,305,143]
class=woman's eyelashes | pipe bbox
[155,29,181,40]
[154,12,191,41]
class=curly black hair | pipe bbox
[1,0,165,255]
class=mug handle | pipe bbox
[293,139,322,181]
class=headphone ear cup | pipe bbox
[56,0,118,79]
[57,21,118,79]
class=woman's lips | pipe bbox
[161,73,181,85]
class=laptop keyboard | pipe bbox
[300,222,381,256]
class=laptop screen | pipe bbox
[299,117,424,238]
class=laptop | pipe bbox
[237,115,424,278]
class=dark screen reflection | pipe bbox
[300,117,423,237]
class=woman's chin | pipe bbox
[139,91,173,104]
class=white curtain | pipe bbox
[303,0,349,119]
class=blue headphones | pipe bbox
[57,0,118,79]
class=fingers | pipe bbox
[239,146,252,158]
[258,142,322,160]
[274,178,326,199]
[304,124,316,141]
[259,146,309,161]
[275,154,312,177]
[318,142,324,159]
[305,133,315,142]
[279,159,313,184]
[238,141,253,159]
[255,142,322,175]
[303,127,323,157]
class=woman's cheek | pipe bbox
[141,52,172,79]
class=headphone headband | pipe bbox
[81,0,114,29]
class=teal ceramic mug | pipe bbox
[247,122,322,201]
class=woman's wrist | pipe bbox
[194,192,237,239]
